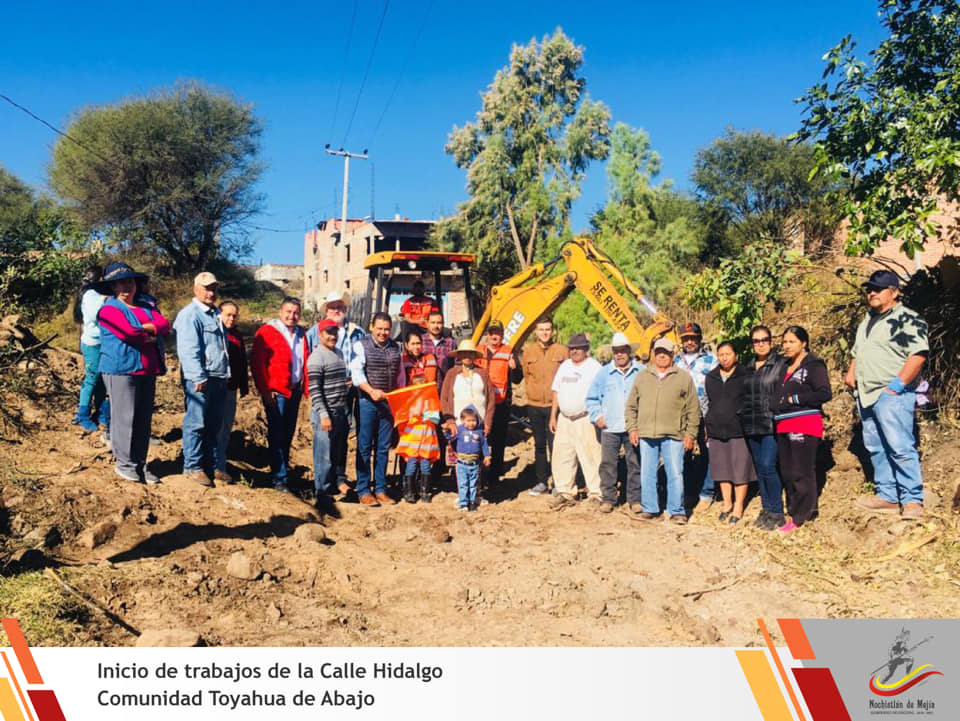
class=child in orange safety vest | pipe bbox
[396,330,441,503]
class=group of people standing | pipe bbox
[74,264,929,529]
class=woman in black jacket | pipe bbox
[741,325,788,530]
[704,342,756,524]
[774,326,832,535]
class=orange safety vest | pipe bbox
[396,421,440,462]
[401,352,438,386]
[476,342,513,404]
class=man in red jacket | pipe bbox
[251,296,308,492]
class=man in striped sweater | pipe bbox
[307,319,348,517]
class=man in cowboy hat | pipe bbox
[440,339,495,438]
[547,333,603,509]
[848,269,929,519]
[674,322,718,509]
[586,332,643,513]
[174,271,231,487]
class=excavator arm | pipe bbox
[471,237,678,358]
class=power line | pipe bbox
[244,224,303,233]
[0,92,120,169]
[341,0,390,145]
[371,0,434,139]
[328,0,358,141]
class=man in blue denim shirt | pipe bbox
[174,272,231,487]
[586,333,643,513]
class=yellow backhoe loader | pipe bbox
[471,237,678,357]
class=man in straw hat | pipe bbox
[586,332,643,513]
[627,337,700,524]
[547,333,603,509]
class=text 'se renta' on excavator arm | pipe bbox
[471,237,678,358]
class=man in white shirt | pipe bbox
[548,333,603,508]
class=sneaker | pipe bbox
[599,501,615,514]
[855,495,899,514]
[76,416,99,433]
[115,467,142,483]
[359,493,380,507]
[901,502,924,520]
[764,513,786,531]
[547,493,577,510]
[142,469,160,485]
[777,520,799,536]
[528,482,549,496]
[458,505,469,512]
[752,510,770,528]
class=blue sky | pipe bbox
[1,0,886,265]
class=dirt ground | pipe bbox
[1,351,959,647]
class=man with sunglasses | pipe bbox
[847,270,928,519]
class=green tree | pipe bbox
[49,82,264,273]
[0,167,91,317]
[554,123,703,344]
[692,129,842,255]
[796,0,960,257]
[439,29,611,289]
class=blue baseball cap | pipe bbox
[862,270,901,291]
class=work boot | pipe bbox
[420,474,431,504]
[855,495,900,514]
[402,475,417,504]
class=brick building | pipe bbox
[303,216,435,310]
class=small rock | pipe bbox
[135,630,202,647]
[293,524,327,546]
[186,571,206,587]
[9,515,28,536]
[141,511,157,524]
[432,527,452,543]
[226,551,261,581]
[79,519,118,549]
[266,603,282,622]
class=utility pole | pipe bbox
[325,145,368,244]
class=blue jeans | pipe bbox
[78,342,109,422]
[639,437,685,516]
[747,434,783,514]
[356,396,393,497]
[215,388,238,472]
[264,389,302,484]
[313,408,348,498]
[457,462,479,507]
[405,457,432,477]
[182,377,227,473]
[859,391,923,504]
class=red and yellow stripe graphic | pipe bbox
[868,664,943,696]
[738,618,852,721]
[0,619,67,721]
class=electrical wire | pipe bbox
[328,0,358,142]
[371,0,434,140]
[0,92,121,169]
[341,0,390,145]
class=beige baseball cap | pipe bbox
[652,337,676,353]
[194,271,219,287]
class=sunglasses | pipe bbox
[751,337,772,344]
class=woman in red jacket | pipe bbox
[250,297,308,492]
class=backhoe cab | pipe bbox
[356,251,478,338]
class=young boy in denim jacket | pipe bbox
[446,405,490,511]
